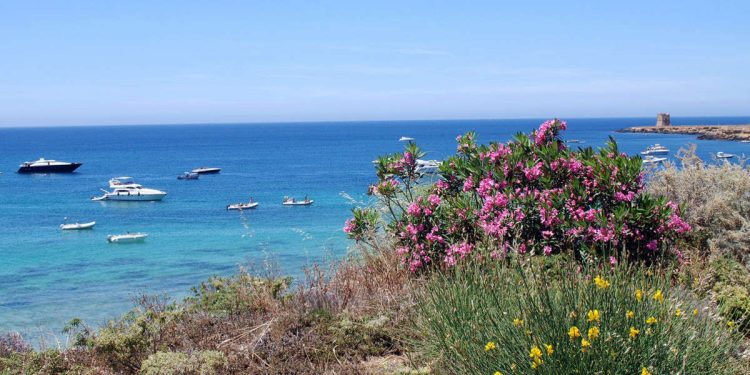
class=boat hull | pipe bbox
[107,234,147,243]
[104,193,166,201]
[283,201,314,206]
[61,221,96,230]
[18,163,81,174]
[192,168,221,174]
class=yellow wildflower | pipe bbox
[513,318,524,327]
[727,320,735,329]
[642,367,652,375]
[646,316,657,325]
[626,310,635,319]
[494,372,502,375]
[580,338,591,352]
[485,341,497,352]
[629,326,640,339]
[529,346,543,364]
[588,326,600,340]
[531,361,540,369]
[545,344,554,355]
[635,288,643,301]
[675,308,682,317]
[653,289,664,303]
[692,308,699,316]
[568,326,581,339]
[587,309,600,323]
[594,275,610,289]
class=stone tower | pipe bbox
[656,113,671,127]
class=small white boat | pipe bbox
[227,199,259,210]
[107,233,148,243]
[642,155,667,165]
[640,144,670,155]
[191,167,221,174]
[741,140,750,143]
[282,196,314,206]
[717,152,735,159]
[60,221,96,230]
[399,136,415,142]
[92,177,167,201]
[566,139,585,144]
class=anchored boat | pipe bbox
[191,167,221,174]
[107,233,148,243]
[282,196,314,206]
[227,198,259,210]
[60,219,96,230]
[18,157,82,173]
[92,177,167,201]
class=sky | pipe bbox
[0,1,748,127]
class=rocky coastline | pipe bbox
[618,124,750,141]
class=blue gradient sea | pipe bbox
[2,117,749,338]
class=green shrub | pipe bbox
[415,258,745,374]
[187,270,291,315]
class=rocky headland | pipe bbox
[619,124,750,141]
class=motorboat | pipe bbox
[282,196,314,206]
[227,200,259,210]
[177,172,200,180]
[642,155,667,165]
[107,233,148,243]
[17,157,81,173]
[191,167,221,174]
[399,136,415,142]
[717,152,735,159]
[60,219,96,230]
[92,177,167,201]
[566,139,585,144]
[640,144,670,155]
[416,159,441,175]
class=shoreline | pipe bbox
[618,124,750,141]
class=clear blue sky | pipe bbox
[0,1,748,126]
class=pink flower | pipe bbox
[343,219,355,233]
[543,246,552,256]
[463,175,474,192]
[406,203,421,216]
[609,256,618,266]
[646,240,658,251]
[523,162,543,181]
[428,194,441,207]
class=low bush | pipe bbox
[415,257,746,374]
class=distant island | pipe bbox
[619,113,750,141]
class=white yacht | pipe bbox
[717,152,735,159]
[642,155,667,165]
[640,144,670,155]
[92,177,167,201]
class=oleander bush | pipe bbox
[415,257,746,374]
[348,119,692,272]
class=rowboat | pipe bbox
[60,221,96,230]
[107,233,148,243]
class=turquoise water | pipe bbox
[1,117,749,338]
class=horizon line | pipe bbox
[1,114,749,130]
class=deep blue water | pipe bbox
[1,116,749,339]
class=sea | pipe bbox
[2,116,749,340]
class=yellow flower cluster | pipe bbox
[485,341,496,352]
[646,316,658,325]
[642,367,652,375]
[635,288,643,301]
[674,308,682,317]
[513,318,524,327]
[629,326,640,339]
[568,326,581,339]
[494,372,502,375]
[587,309,600,323]
[529,346,543,368]
[588,326,600,340]
[626,310,635,319]
[545,344,554,355]
[580,338,591,352]
[594,275,610,289]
